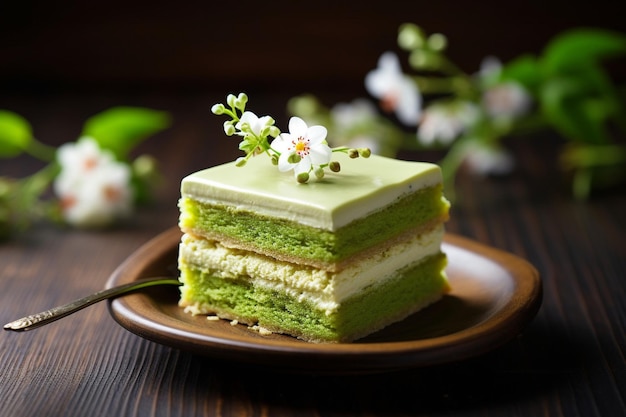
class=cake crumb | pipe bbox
[206,315,220,321]
[230,319,239,326]
[249,325,273,336]
[183,305,202,315]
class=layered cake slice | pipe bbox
[177,151,450,343]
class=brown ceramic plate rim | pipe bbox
[106,227,542,374]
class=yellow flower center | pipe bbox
[295,140,307,152]
[291,136,310,156]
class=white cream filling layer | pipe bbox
[181,153,443,231]
[179,225,445,315]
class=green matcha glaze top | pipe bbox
[181,153,444,231]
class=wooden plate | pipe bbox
[106,227,542,374]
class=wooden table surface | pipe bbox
[1,92,624,417]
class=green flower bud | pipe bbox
[271,154,279,165]
[359,148,372,158]
[288,153,301,164]
[234,93,248,111]
[297,172,310,183]
[211,103,226,115]
[224,121,236,136]
[314,167,325,179]
[268,126,281,138]
[239,122,251,133]
[235,157,247,167]
[398,23,425,50]
[427,33,447,52]
[329,161,341,172]
[132,155,158,179]
[239,139,254,153]
[348,148,360,158]
[409,49,440,70]
[226,94,237,108]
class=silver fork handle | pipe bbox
[4,277,180,332]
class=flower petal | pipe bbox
[395,77,422,125]
[364,71,387,98]
[294,159,311,175]
[308,144,332,166]
[251,115,273,135]
[235,111,258,130]
[365,52,402,98]
[306,125,327,144]
[271,135,290,153]
[288,117,308,138]
[277,152,294,172]
[379,51,401,71]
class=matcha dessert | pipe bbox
[177,93,450,343]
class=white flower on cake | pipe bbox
[271,117,332,182]
[211,93,370,184]
[365,52,422,126]
[235,111,275,139]
[54,137,133,227]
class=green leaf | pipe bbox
[0,110,33,158]
[538,25,626,143]
[542,28,626,74]
[500,54,543,92]
[82,107,171,159]
[540,77,610,144]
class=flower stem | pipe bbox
[25,138,57,162]
[412,74,475,97]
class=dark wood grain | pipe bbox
[1,92,625,417]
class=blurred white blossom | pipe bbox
[483,82,532,120]
[464,142,515,176]
[331,99,377,131]
[56,136,114,177]
[290,25,626,200]
[330,99,381,154]
[478,56,532,121]
[478,55,503,83]
[54,137,133,228]
[418,102,479,146]
[365,52,422,126]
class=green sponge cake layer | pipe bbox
[180,185,446,270]
[179,245,448,343]
[179,153,449,270]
